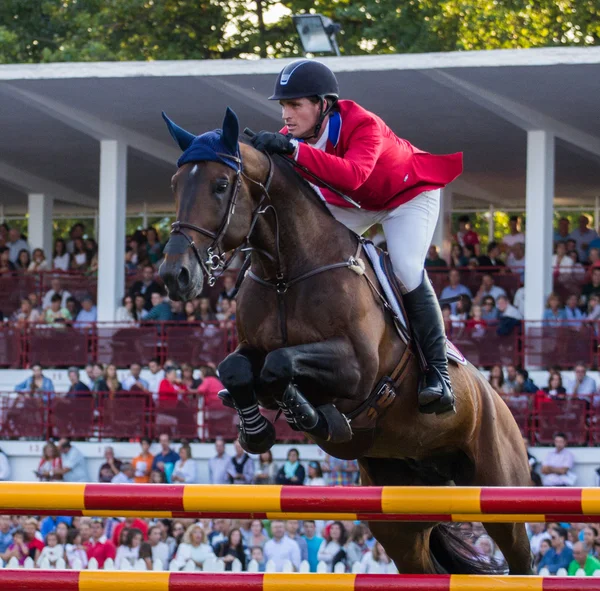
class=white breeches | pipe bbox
[327,189,441,293]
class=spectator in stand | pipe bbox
[501,365,518,395]
[147,524,169,566]
[552,241,574,280]
[151,433,180,483]
[554,217,570,244]
[0,246,16,276]
[495,295,522,336]
[247,520,269,549]
[150,469,167,484]
[424,245,447,269]
[27,248,49,273]
[543,293,567,326]
[66,366,91,397]
[171,443,197,484]
[216,298,235,322]
[506,242,526,281]
[180,363,201,392]
[227,439,255,485]
[488,365,505,395]
[71,238,88,271]
[208,518,231,549]
[581,268,600,308]
[218,274,237,310]
[111,518,148,547]
[449,244,468,268]
[115,295,137,323]
[145,227,163,264]
[158,365,186,407]
[541,433,576,487]
[52,239,71,271]
[15,249,31,274]
[209,437,231,485]
[515,369,538,394]
[36,531,65,568]
[473,274,506,306]
[285,520,308,564]
[318,521,347,572]
[306,461,327,486]
[129,265,163,310]
[23,518,45,562]
[570,214,598,263]
[131,438,154,483]
[449,294,471,336]
[66,223,85,255]
[565,363,597,398]
[477,241,505,268]
[254,450,278,485]
[146,358,165,397]
[184,301,198,322]
[94,364,122,396]
[15,363,55,400]
[345,524,370,568]
[276,448,305,485]
[196,297,217,322]
[74,295,97,329]
[466,304,487,340]
[7,227,29,263]
[197,364,224,408]
[568,541,600,576]
[565,294,585,327]
[1,530,28,566]
[173,524,215,571]
[57,439,90,483]
[216,528,247,571]
[0,448,10,481]
[0,514,13,554]
[480,296,499,324]
[454,215,480,256]
[12,297,41,326]
[42,277,72,309]
[35,442,63,481]
[145,292,173,321]
[121,362,149,392]
[65,296,80,320]
[323,455,359,486]
[264,520,301,572]
[585,248,600,283]
[302,520,324,573]
[98,447,123,483]
[40,515,72,539]
[502,215,525,252]
[111,463,135,484]
[115,527,143,569]
[542,373,567,398]
[441,269,472,314]
[538,526,573,574]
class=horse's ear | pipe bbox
[162,112,196,151]
[221,107,239,154]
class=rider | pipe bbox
[251,60,463,415]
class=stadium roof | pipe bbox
[1,46,599,215]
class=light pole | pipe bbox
[292,14,342,56]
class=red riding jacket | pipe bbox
[281,100,463,211]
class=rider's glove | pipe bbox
[251,131,296,156]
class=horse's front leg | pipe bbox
[258,338,361,444]
[218,346,276,454]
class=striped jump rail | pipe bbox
[1,483,600,519]
[2,572,600,591]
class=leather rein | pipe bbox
[169,150,365,345]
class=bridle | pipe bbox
[167,152,274,286]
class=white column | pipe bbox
[524,130,554,321]
[27,193,54,257]
[432,188,453,262]
[97,140,127,322]
[488,205,495,243]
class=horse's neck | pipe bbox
[249,170,355,279]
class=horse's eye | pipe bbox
[215,180,229,194]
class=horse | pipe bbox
[158,107,533,575]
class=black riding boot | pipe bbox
[403,275,455,414]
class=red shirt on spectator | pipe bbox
[27,537,45,557]
[454,229,480,249]
[111,519,148,547]
[157,379,186,407]
[198,375,225,409]
[86,539,116,568]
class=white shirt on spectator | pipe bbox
[317,539,343,571]
[111,472,134,484]
[115,307,136,323]
[264,536,301,571]
[541,448,576,486]
[513,287,525,317]
[36,544,65,567]
[42,288,72,309]
[146,370,165,395]
[502,233,525,248]
[115,545,139,569]
[174,543,214,570]
[61,446,90,482]
[122,374,150,391]
[151,542,170,567]
[529,531,551,555]
[172,459,197,483]
[208,454,231,485]
[8,238,30,263]
[479,285,507,302]
[565,375,597,397]
[53,253,71,271]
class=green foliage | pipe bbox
[0,0,597,63]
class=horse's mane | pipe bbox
[239,135,335,219]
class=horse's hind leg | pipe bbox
[218,346,275,454]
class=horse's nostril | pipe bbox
[177,267,190,290]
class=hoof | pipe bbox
[238,420,276,454]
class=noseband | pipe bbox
[168,152,274,286]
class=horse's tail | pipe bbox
[429,523,505,575]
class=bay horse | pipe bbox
[158,108,532,575]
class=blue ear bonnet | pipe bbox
[162,107,241,172]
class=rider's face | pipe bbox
[280,98,322,139]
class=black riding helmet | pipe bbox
[269,60,339,139]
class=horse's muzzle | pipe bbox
[158,255,203,302]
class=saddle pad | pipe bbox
[362,241,467,366]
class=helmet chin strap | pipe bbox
[295,96,336,142]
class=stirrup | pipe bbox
[418,367,455,415]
